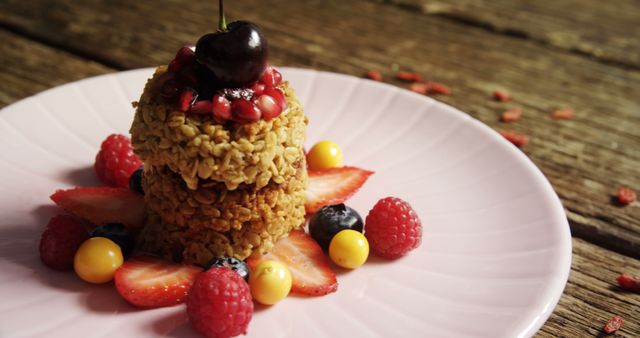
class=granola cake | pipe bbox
[130,51,308,265]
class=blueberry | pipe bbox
[308,204,363,251]
[206,257,249,280]
[129,166,144,194]
[90,223,135,258]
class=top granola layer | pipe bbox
[130,66,308,191]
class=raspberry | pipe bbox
[94,134,142,188]
[364,197,422,259]
[186,267,253,338]
[39,214,90,270]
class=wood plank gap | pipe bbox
[0,22,127,71]
[372,0,640,71]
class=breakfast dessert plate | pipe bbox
[0,67,571,338]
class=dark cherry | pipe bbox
[195,20,268,88]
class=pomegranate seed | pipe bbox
[500,130,529,147]
[617,187,636,205]
[501,108,523,123]
[603,316,624,334]
[365,70,382,81]
[551,108,574,120]
[175,46,196,64]
[160,78,182,99]
[493,90,511,102]
[261,66,282,87]
[212,95,232,121]
[168,46,196,73]
[250,82,266,96]
[616,273,640,292]
[263,87,287,110]
[190,100,213,114]
[409,82,429,95]
[178,88,198,112]
[257,95,283,120]
[427,82,450,95]
[396,71,423,82]
[232,99,261,123]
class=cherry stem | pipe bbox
[218,0,227,31]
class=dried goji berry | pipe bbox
[493,90,511,102]
[500,130,529,147]
[427,82,450,95]
[365,70,382,81]
[617,187,637,205]
[552,108,574,120]
[603,315,624,334]
[616,273,640,292]
[396,71,423,82]
[409,82,429,95]
[501,108,523,123]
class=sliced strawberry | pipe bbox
[50,187,146,228]
[305,166,374,214]
[247,230,337,296]
[115,256,203,308]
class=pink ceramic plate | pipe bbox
[0,68,571,337]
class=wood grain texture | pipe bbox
[538,238,640,338]
[0,0,639,337]
[0,29,112,107]
[2,0,636,257]
[373,0,640,69]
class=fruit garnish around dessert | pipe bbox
[305,166,374,214]
[114,256,203,308]
[365,197,422,259]
[247,230,338,296]
[50,186,146,228]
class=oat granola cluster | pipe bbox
[130,67,308,265]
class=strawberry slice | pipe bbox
[247,230,337,296]
[305,166,374,214]
[50,187,145,228]
[114,256,203,308]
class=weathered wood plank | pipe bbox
[538,238,640,338]
[0,29,112,108]
[373,0,640,69]
[2,0,637,258]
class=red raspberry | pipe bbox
[365,197,422,259]
[39,214,90,270]
[94,134,142,188]
[186,267,253,338]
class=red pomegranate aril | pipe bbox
[160,78,182,99]
[190,100,213,114]
[263,87,287,110]
[250,82,266,96]
[212,95,232,121]
[261,66,282,87]
[174,46,196,64]
[232,99,262,123]
[168,47,196,73]
[257,95,283,120]
[178,88,198,112]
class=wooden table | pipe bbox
[1,0,638,336]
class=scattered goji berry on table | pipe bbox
[617,187,637,205]
[603,315,624,334]
[427,82,451,95]
[409,82,429,95]
[501,108,523,123]
[616,273,640,292]
[493,90,511,102]
[365,70,382,81]
[396,71,423,82]
[500,130,529,147]
[552,108,574,120]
